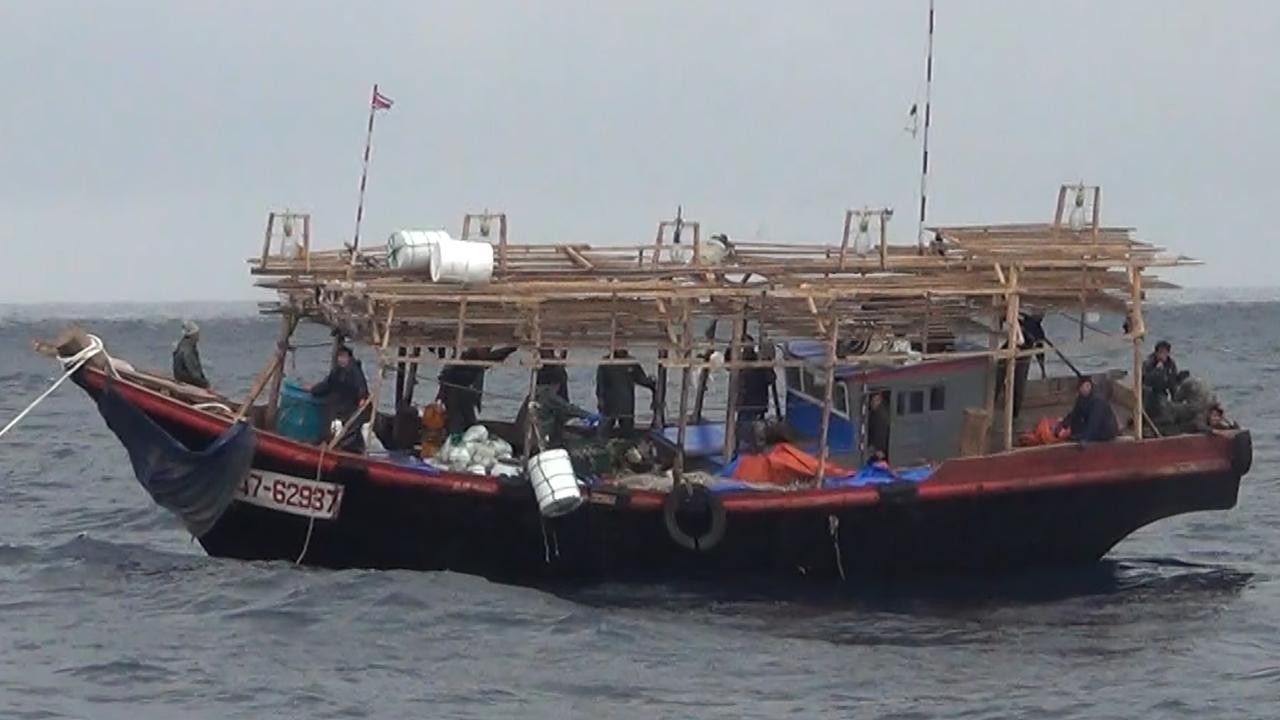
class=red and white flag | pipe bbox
[372,86,393,111]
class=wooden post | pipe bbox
[394,345,407,409]
[521,306,544,461]
[404,346,422,406]
[1130,263,1146,438]
[692,319,718,423]
[722,304,746,464]
[878,212,888,270]
[814,316,840,485]
[1001,266,1021,451]
[838,210,853,270]
[362,306,396,454]
[673,305,693,484]
[263,312,298,429]
[259,212,275,267]
[236,314,300,423]
[1091,186,1102,245]
[922,293,932,353]
[1051,185,1067,242]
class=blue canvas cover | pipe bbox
[97,382,257,537]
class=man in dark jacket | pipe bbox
[595,349,656,437]
[172,320,210,389]
[1057,377,1118,443]
[536,348,570,402]
[865,391,891,460]
[310,345,369,451]
[437,346,519,435]
[729,337,775,424]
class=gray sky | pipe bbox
[2,1,1274,302]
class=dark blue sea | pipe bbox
[1,294,1277,719]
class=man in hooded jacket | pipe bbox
[172,320,210,389]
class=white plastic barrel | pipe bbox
[387,229,451,272]
[526,448,583,518]
[428,236,495,284]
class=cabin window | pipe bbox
[834,383,848,415]
[896,389,926,416]
[785,366,801,392]
[930,385,946,411]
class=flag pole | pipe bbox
[351,84,381,265]
[915,0,935,254]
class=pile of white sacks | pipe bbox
[432,425,520,477]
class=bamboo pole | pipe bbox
[1001,266,1021,451]
[1130,262,1146,438]
[361,306,396,454]
[814,316,840,485]
[235,314,300,423]
[673,305,693,484]
[722,304,745,463]
[263,311,297,429]
[521,308,543,461]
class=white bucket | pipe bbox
[526,448,583,518]
[429,236,494,284]
[387,229,450,272]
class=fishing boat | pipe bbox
[39,185,1251,584]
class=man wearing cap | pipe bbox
[172,320,210,389]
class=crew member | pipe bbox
[536,348,570,402]
[437,346,519,434]
[516,376,596,453]
[729,335,775,424]
[1057,376,1118,443]
[1143,340,1180,404]
[595,349,657,437]
[172,320,210,389]
[310,345,370,451]
[865,391,891,460]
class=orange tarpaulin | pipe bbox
[1018,417,1071,447]
[732,443,852,485]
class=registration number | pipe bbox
[234,470,344,520]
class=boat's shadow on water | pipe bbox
[549,558,1254,616]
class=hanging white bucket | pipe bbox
[526,448,583,518]
[429,236,494,284]
[387,229,449,272]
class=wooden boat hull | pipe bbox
[76,368,1250,584]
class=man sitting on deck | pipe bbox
[172,320,210,389]
[1056,376,1118,443]
[310,345,369,452]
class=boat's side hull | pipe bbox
[78,369,1248,583]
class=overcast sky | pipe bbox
[1,1,1274,302]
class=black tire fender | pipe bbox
[662,483,726,552]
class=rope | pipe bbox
[295,443,327,565]
[1,335,105,441]
[828,514,847,582]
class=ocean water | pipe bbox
[0,299,1277,719]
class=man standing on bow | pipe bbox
[172,320,210,389]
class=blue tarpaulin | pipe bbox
[825,463,935,488]
[97,383,257,537]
